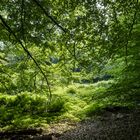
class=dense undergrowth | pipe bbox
[0,80,139,131]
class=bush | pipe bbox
[84,103,104,116]
[66,87,76,94]
[47,95,65,113]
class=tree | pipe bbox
[0,0,140,98]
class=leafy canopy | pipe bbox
[0,0,140,96]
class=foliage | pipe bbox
[0,0,139,93]
[0,0,140,131]
[0,92,65,130]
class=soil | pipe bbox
[0,108,140,140]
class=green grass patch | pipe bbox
[0,79,139,131]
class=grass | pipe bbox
[0,80,139,131]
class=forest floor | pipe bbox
[0,107,140,140]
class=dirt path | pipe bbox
[0,108,140,140]
[59,109,140,140]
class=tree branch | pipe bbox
[124,0,138,66]
[0,15,52,100]
[32,0,67,33]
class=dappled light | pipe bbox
[0,0,140,139]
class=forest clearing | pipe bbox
[0,0,140,139]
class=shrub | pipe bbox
[47,95,65,113]
[66,87,76,94]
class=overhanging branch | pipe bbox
[124,0,139,66]
[0,15,52,99]
[32,0,67,33]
